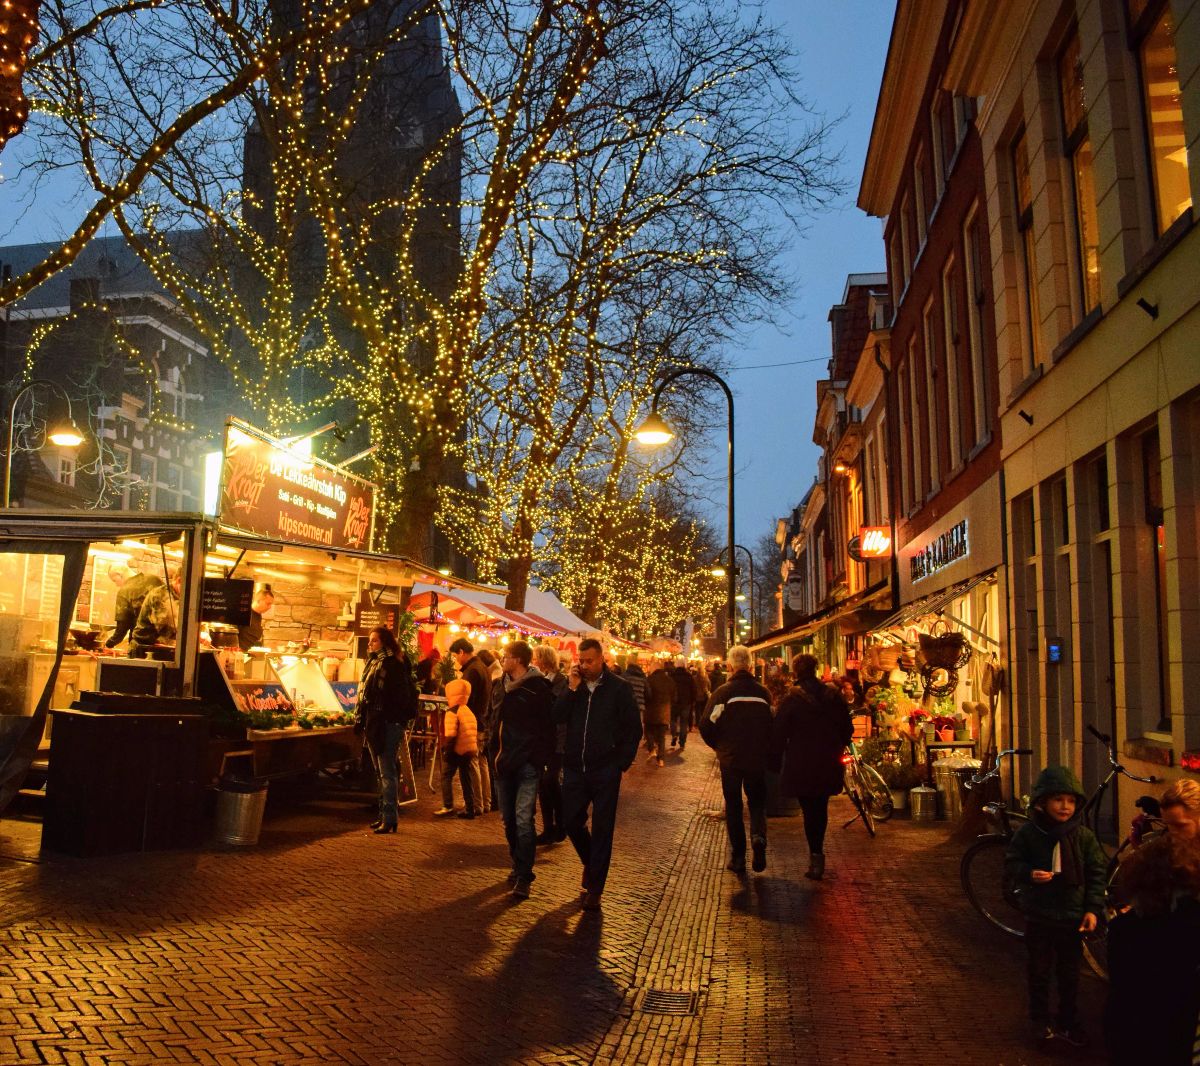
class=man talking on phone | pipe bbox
[554,638,641,911]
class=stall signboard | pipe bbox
[219,420,376,551]
[355,603,399,635]
[331,681,359,713]
[201,578,255,625]
[229,680,295,716]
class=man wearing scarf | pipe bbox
[1005,765,1106,1050]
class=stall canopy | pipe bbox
[408,583,599,638]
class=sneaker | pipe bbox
[433,807,455,817]
[751,837,766,873]
[1056,1028,1088,1049]
[726,857,746,874]
[506,871,519,888]
[581,890,602,911]
[511,879,531,900]
[456,811,475,820]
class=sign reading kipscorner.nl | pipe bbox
[220,421,376,551]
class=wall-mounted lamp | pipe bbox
[833,460,850,475]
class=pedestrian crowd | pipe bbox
[353,633,1200,1061]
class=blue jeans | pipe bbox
[496,762,540,882]
[371,721,405,827]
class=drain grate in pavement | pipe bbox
[637,989,699,1016]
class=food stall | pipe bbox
[0,420,449,848]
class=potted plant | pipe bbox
[879,761,925,809]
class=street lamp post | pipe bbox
[3,379,85,508]
[715,540,753,643]
[634,368,736,648]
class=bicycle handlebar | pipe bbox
[966,747,1033,788]
[1086,723,1160,784]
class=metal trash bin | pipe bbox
[910,786,937,822]
[214,778,268,846]
[933,762,961,820]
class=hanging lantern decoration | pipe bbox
[0,0,40,154]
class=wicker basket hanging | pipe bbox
[917,619,969,670]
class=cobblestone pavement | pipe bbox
[0,740,1108,1065]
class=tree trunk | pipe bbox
[504,514,534,610]
[387,446,445,562]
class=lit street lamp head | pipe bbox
[633,409,674,445]
[710,566,727,578]
[49,419,84,448]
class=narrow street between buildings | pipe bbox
[1,747,1105,1066]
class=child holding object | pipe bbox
[1004,766,1107,1050]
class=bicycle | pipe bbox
[959,747,1033,937]
[841,741,890,837]
[843,739,894,822]
[959,727,1160,977]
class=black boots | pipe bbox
[805,852,825,880]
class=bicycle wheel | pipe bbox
[960,834,1025,938]
[1083,852,1127,980]
[846,781,876,837]
[858,763,894,822]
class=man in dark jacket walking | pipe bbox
[554,638,641,911]
[771,654,854,880]
[493,641,555,899]
[670,659,696,749]
[700,645,774,873]
[644,659,674,766]
[450,637,494,814]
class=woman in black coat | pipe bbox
[354,626,417,833]
[770,654,853,880]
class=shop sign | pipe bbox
[219,421,376,551]
[910,519,969,583]
[785,575,805,612]
[847,528,892,564]
[201,578,254,625]
[859,526,892,558]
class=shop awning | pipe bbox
[746,581,890,654]
[869,571,997,642]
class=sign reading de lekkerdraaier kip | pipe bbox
[219,421,375,551]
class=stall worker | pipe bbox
[105,569,163,649]
[129,569,182,658]
[237,584,275,651]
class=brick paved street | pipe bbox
[0,744,1108,1065]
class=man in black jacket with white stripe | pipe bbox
[554,638,641,911]
[700,645,773,874]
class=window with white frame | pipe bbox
[941,257,963,471]
[1058,26,1102,314]
[923,300,940,492]
[58,456,75,487]
[914,147,928,248]
[876,413,889,519]
[1013,126,1045,375]
[898,363,912,514]
[930,97,946,201]
[1127,0,1192,235]
[908,338,924,506]
[963,205,989,446]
